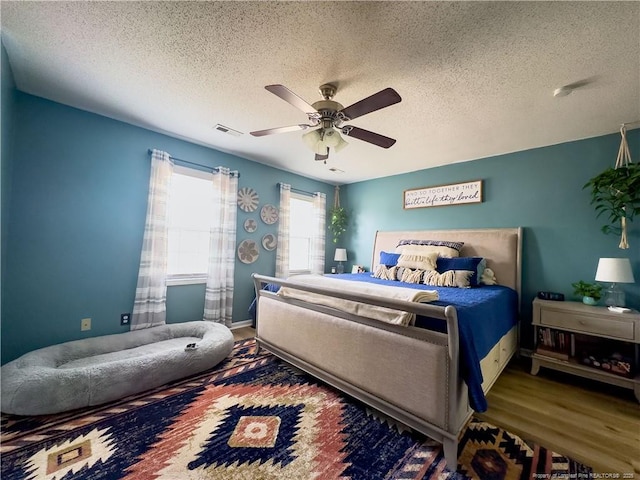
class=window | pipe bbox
[166,166,213,284]
[288,193,316,273]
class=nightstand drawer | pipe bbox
[540,310,635,340]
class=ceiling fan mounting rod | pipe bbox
[319,83,337,100]
[321,117,334,130]
[310,84,345,128]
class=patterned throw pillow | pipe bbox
[374,264,474,288]
[397,239,465,250]
[423,270,474,288]
[395,239,464,258]
[372,264,396,280]
[372,265,427,284]
[399,268,426,284]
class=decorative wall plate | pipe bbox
[260,204,279,224]
[237,187,259,212]
[261,233,277,251]
[237,239,259,264]
[243,218,257,233]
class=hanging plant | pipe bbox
[328,186,348,244]
[583,125,640,249]
[329,206,348,244]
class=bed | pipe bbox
[252,227,522,468]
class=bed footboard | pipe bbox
[252,274,470,468]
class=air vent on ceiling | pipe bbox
[214,124,243,136]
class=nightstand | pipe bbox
[531,298,640,402]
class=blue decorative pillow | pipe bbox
[436,257,485,287]
[379,251,401,267]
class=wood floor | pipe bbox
[231,326,256,342]
[231,327,639,474]
[478,359,639,474]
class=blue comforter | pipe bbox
[330,272,519,412]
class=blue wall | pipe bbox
[1,39,17,324]
[3,37,639,361]
[1,85,335,364]
[343,131,640,347]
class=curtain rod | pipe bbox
[277,182,317,197]
[147,149,240,177]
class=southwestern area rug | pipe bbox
[1,339,591,479]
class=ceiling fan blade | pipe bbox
[265,84,318,115]
[250,124,311,137]
[342,126,396,148]
[315,148,329,162]
[339,88,401,121]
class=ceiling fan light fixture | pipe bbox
[302,127,348,155]
[302,129,322,150]
[259,83,399,160]
[334,134,349,153]
[322,128,340,147]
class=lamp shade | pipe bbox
[302,129,324,154]
[595,258,635,283]
[323,129,341,147]
[334,248,347,262]
[334,134,349,153]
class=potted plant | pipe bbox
[583,155,640,249]
[571,280,603,305]
[328,206,348,244]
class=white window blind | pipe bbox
[288,193,316,273]
[166,166,213,284]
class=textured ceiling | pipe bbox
[2,1,639,184]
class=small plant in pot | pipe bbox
[571,280,603,305]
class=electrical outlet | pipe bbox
[121,313,131,325]
[81,318,91,331]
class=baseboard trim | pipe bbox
[230,319,254,330]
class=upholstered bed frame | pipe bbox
[252,227,522,468]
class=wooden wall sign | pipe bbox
[403,180,482,209]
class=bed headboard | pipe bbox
[372,227,522,295]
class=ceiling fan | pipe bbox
[250,84,401,162]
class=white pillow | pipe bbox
[396,250,438,270]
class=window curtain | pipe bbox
[275,183,292,278]
[131,149,174,330]
[310,192,326,274]
[203,167,238,325]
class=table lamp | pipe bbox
[595,258,635,307]
[334,248,347,274]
